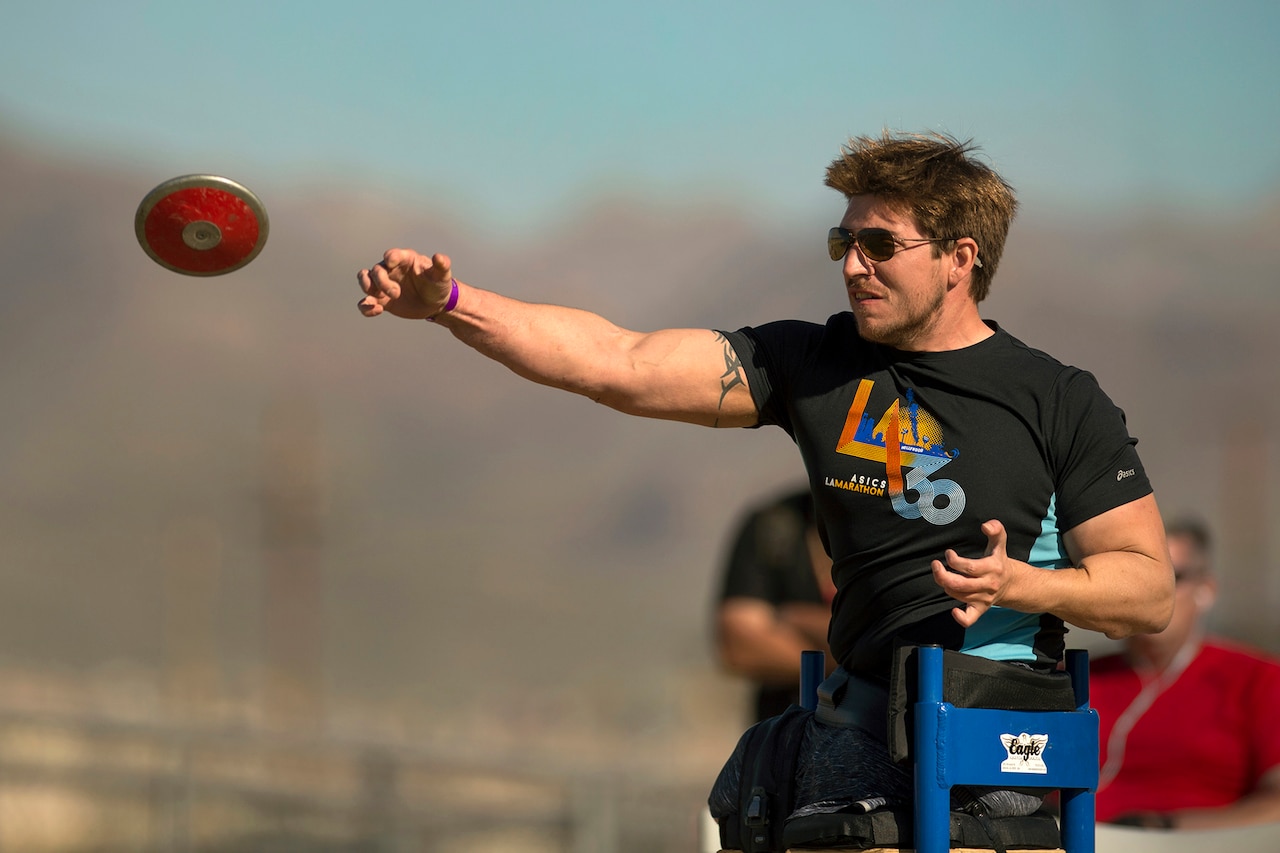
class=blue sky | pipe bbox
[2,1,1277,232]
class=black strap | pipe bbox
[952,787,1009,853]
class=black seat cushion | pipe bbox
[782,807,1061,850]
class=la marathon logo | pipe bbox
[1000,733,1049,774]
[834,379,965,525]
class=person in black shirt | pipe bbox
[715,487,835,722]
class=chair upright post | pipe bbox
[913,645,951,853]
[1059,649,1096,853]
[799,650,825,711]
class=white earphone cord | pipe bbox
[1096,633,1201,791]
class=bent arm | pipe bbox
[937,494,1174,637]
[1054,493,1175,636]
[716,599,832,685]
[1015,494,1174,637]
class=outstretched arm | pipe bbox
[357,249,758,428]
[932,493,1174,638]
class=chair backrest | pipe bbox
[912,644,1099,853]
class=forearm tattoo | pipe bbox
[716,332,746,408]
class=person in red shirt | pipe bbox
[1090,518,1280,829]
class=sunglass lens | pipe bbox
[860,229,896,262]
[827,228,849,261]
[827,228,898,262]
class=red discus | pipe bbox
[134,174,269,275]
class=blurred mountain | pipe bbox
[0,129,1277,784]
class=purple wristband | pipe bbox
[427,278,459,322]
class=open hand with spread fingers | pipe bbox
[932,519,1016,628]
[357,249,456,320]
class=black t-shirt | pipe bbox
[722,317,1152,681]
[718,489,826,720]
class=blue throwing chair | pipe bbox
[791,645,1098,853]
[912,644,1097,853]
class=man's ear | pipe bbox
[949,238,981,284]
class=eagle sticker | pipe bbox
[1000,733,1049,774]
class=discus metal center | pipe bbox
[182,220,223,251]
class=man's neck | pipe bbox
[900,308,995,353]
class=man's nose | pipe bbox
[843,242,873,277]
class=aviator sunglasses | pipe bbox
[827,227,982,267]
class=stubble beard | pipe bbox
[853,287,947,350]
